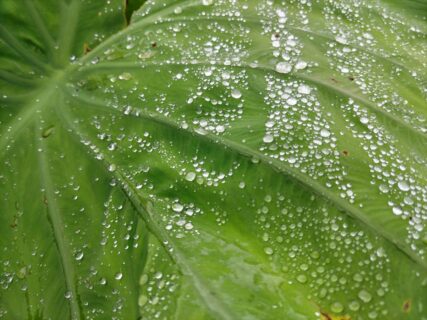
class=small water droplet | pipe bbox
[360,117,369,124]
[264,247,274,255]
[295,61,307,70]
[74,251,84,261]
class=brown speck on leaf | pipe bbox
[151,42,157,48]
[83,43,92,54]
[320,312,332,320]
[342,150,349,157]
[330,78,338,83]
[43,195,48,205]
[348,76,354,81]
[403,299,411,313]
[320,311,351,320]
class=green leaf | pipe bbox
[1,0,427,319]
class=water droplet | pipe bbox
[379,184,389,193]
[358,289,372,303]
[238,182,246,189]
[397,181,410,192]
[185,172,196,182]
[74,251,84,261]
[335,35,348,45]
[320,129,331,138]
[297,85,311,95]
[231,89,242,99]
[349,301,360,311]
[295,61,307,70]
[215,125,225,133]
[138,295,148,307]
[331,302,344,313]
[118,72,132,80]
[266,120,275,128]
[296,274,307,283]
[392,206,402,216]
[264,247,274,255]
[202,0,213,5]
[108,164,116,172]
[263,134,274,143]
[115,272,123,280]
[275,62,292,74]
[360,117,369,124]
[172,203,184,213]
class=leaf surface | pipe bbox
[1,0,427,319]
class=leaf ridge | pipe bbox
[35,123,81,320]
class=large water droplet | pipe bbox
[275,62,292,74]
[397,181,410,192]
[231,89,242,99]
[263,134,274,143]
[185,172,196,182]
[358,289,372,303]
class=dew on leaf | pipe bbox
[275,62,292,74]
[358,289,372,303]
[185,172,196,182]
[330,301,344,313]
